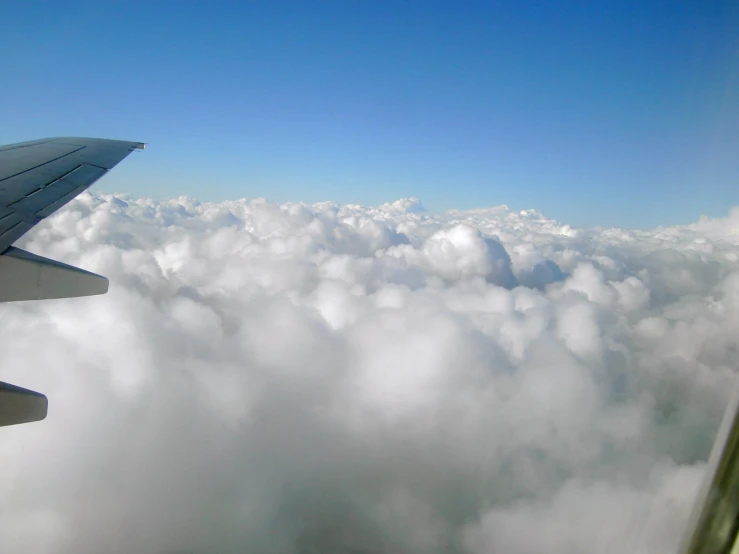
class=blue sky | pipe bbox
[1,1,737,228]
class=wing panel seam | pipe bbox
[0,146,85,184]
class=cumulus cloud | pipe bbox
[2,193,739,553]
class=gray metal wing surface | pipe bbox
[0,137,144,252]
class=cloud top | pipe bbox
[3,193,739,553]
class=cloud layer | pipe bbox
[2,193,739,553]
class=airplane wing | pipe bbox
[0,137,144,253]
[0,137,144,426]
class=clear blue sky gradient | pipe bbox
[1,2,737,228]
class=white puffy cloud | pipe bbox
[2,192,739,553]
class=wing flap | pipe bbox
[10,164,107,215]
[0,221,35,250]
[36,183,92,218]
[0,155,86,204]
